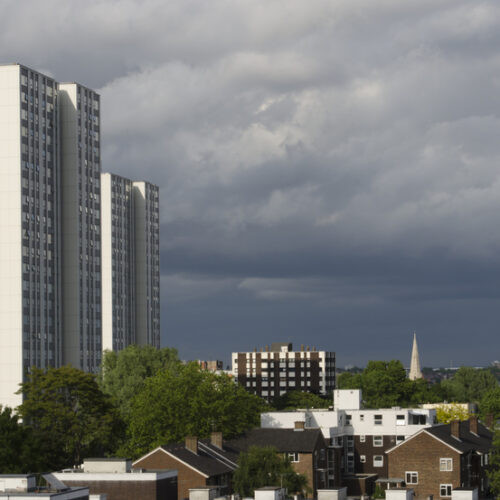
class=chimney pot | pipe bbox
[300,344,304,352]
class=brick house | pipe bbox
[386,417,493,500]
[133,434,237,500]
[134,427,330,499]
[225,426,331,496]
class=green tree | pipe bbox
[479,387,500,427]
[17,366,123,470]
[272,391,329,410]
[488,429,500,499]
[233,446,309,497]
[0,406,36,473]
[337,372,362,390]
[337,360,440,408]
[100,345,180,419]
[441,367,498,403]
[122,363,266,457]
[361,360,408,408]
[435,403,471,424]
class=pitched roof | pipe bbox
[425,420,493,454]
[150,428,323,477]
[387,420,493,455]
[224,428,324,454]
[160,441,238,477]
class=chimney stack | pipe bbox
[185,436,198,454]
[294,421,305,432]
[300,344,304,352]
[450,420,461,440]
[210,431,223,449]
[469,415,478,434]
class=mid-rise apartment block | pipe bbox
[232,343,336,400]
[101,174,160,351]
[0,63,160,408]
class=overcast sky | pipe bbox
[2,0,499,368]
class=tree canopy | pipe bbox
[435,403,471,424]
[488,429,500,499]
[0,406,39,473]
[233,446,309,497]
[479,387,500,427]
[100,344,180,418]
[122,363,267,457]
[441,367,498,403]
[272,391,330,410]
[17,365,123,470]
[338,360,441,408]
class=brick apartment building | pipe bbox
[387,417,493,500]
[232,343,336,400]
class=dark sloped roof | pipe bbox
[161,442,237,477]
[425,420,493,454]
[159,428,323,477]
[224,428,324,454]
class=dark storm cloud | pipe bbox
[2,0,500,365]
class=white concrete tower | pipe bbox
[133,181,160,348]
[58,82,102,373]
[409,332,423,380]
[101,173,136,352]
[0,64,62,408]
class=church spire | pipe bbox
[409,332,423,380]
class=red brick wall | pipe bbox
[134,449,209,500]
[61,477,177,500]
[388,432,461,500]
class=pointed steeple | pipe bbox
[409,332,423,380]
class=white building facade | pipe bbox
[133,181,160,348]
[0,64,63,408]
[0,63,160,408]
[100,174,160,351]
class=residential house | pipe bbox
[386,417,493,499]
[133,434,237,500]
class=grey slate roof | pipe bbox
[159,428,323,477]
[224,428,324,453]
[160,441,238,477]
[425,420,493,454]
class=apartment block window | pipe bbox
[374,414,383,425]
[346,414,352,425]
[360,455,366,463]
[360,435,366,443]
[440,485,452,497]
[406,472,418,484]
[440,458,453,471]
[396,435,405,444]
[373,456,383,467]
[396,415,405,425]
[373,436,383,447]
[359,414,364,421]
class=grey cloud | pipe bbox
[2,0,499,365]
